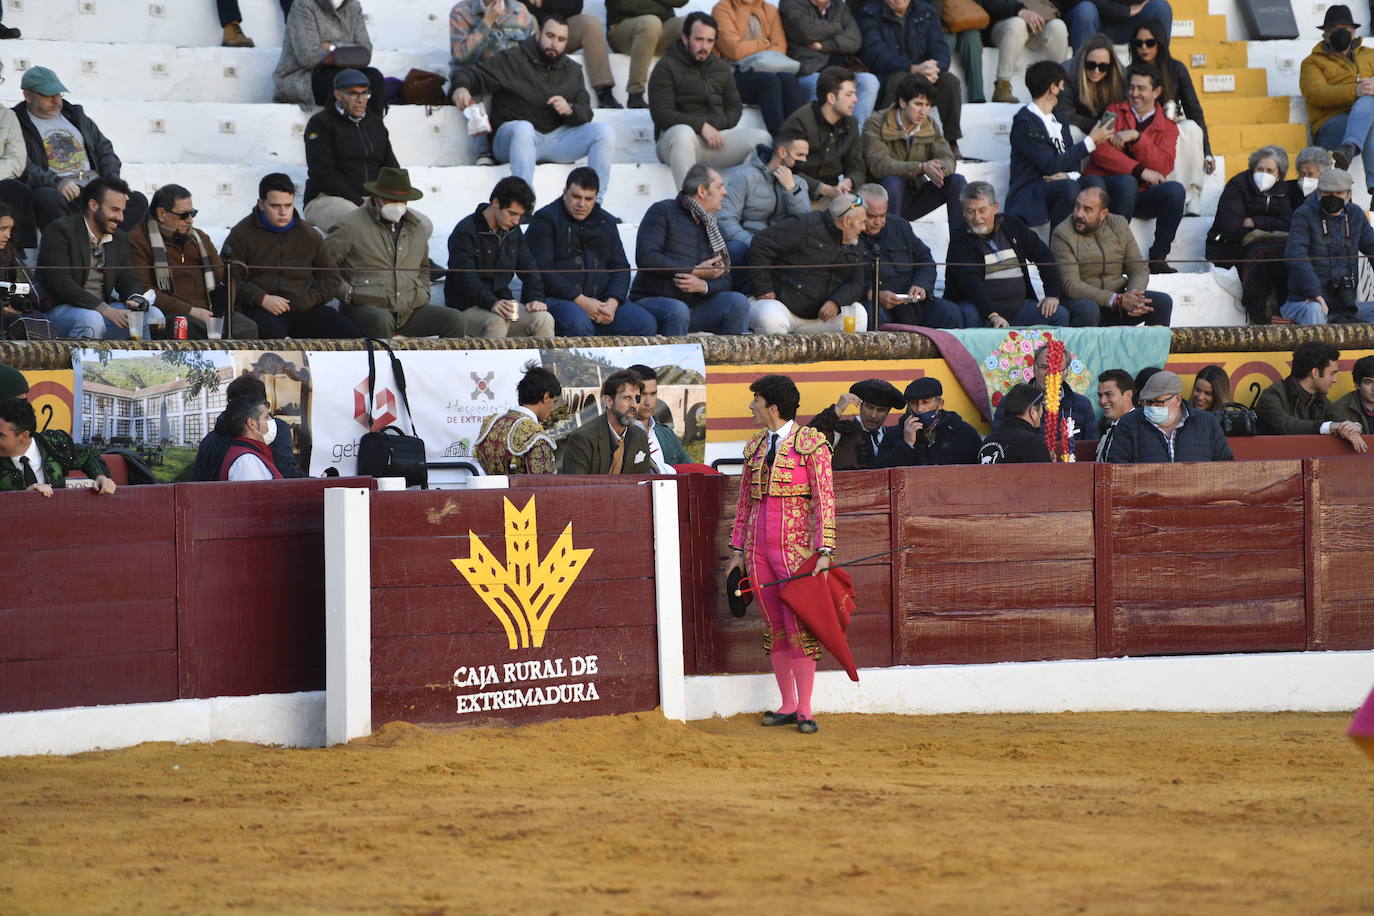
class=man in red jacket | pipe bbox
[1085,61,1185,274]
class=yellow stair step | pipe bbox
[1170,14,1228,42]
[1170,39,1250,70]
[1169,0,1212,17]
[1200,95,1290,124]
[1209,122,1308,153]
[1188,68,1269,96]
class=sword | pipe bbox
[732,541,922,596]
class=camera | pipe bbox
[0,280,52,340]
[126,288,158,311]
[0,279,37,311]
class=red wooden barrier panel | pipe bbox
[892,464,1097,666]
[369,485,660,727]
[1308,457,1374,650]
[174,477,373,700]
[1097,461,1307,657]
[0,485,179,714]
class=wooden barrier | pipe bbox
[1077,434,1374,462]
[1308,457,1374,650]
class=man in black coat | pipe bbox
[807,378,907,470]
[189,374,305,480]
[747,192,867,334]
[877,377,984,467]
[857,182,964,328]
[978,383,1052,463]
[302,68,400,233]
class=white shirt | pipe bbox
[227,452,274,481]
[767,420,795,459]
[10,438,46,486]
[642,418,678,475]
[1026,102,1092,180]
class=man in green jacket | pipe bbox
[1257,340,1369,452]
[629,364,689,472]
[861,73,962,223]
[0,397,115,495]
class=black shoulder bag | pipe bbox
[357,338,428,488]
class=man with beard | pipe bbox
[451,16,616,196]
[1051,185,1174,327]
[978,383,1052,464]
[779,66,866,205]
[876,377,982,467]
[806,377,906,470]
[38,176,167,340]
[559,369,657,474]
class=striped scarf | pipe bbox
[681,193,730,269]
[147,218,215,298]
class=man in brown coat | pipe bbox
[861,73,963,224]
[129,183,259,339]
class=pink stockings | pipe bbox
[770,648,817,719]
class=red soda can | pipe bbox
[172,316,189,339]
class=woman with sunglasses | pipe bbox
[1056,34,1126,136]
[1129,19,1213,215]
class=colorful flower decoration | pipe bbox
[1040,337,1074,462]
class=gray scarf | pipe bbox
[681,194,730,268]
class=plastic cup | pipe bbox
[127,310,146,341]
[206,317,224,340]
[843,313,856,333]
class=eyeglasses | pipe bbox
[846,197,865,214]
[167,208,198,220]
[1131,38,1158,49]
[342,89,372,99]
[1084,61,1113,73]
[1141,394,1178,407]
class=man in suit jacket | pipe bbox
[806,377,907,470]
[0,396,115,495]
[560,369,657,474]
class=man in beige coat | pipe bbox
[324,167,465,338]
[861,73,963,225]
[1049,185,1174,327]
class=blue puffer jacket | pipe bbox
[857,0,950,78]
[1284,192,1374,302]
[525,199,630,304]
[1103,405,1235,463]
[629,195,731,304]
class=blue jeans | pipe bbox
[958,299,1071,327]
[1061,291,1174,326]
[47,303,167,340]
[640,291,750,334]
[1066,0,1171,49]
[800,70,879,127]
[545,297,658,336]
[1093,174,1185,261]
[880,296,966,328]
[734,70,808,134]
[726,238,752,292]
[493,120,615,200]
[637,295,690,335]
[1315,95,1374,190]
[1280,298,1374,324]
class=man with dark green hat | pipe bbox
[0,363,28,401]
[325,167,465,338]
[806,377,906,470]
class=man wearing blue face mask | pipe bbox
[874,377,981,467]
[1103,369,1232,463]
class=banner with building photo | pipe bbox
[306,344,707,477]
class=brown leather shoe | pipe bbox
[222,22,255,48]
[992,79,1018,104]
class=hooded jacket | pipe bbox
[274,0,372,105]
[325,199,435,326]
[1299,37,1374,135]
[525,198,632,304]
[303,103,398,206]
[452,36,593,135]
[858,0,951,78]
[718,145,812,244]
[747,210,864,320]
[778,0,863,76]
[861,103,954,183]
[13,100,119,190]
[779,101,866,198]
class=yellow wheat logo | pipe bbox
[451,496,594,650]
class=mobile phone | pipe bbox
[1097,111,1118,131]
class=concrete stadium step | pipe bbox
[1170,14,1229,42]
[1186,67,1269,97]
[1171,39,1249,70]
[1197,95,1291,125]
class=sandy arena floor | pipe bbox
[1,711,1371,915]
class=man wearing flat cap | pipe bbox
[302,68,401,234]
[875,376,982,467]
[326,167,465,338]
[1281,167,1374,323]
[807,377,906,471]
[1103,370,1234,463]
[1301,5,1374,192]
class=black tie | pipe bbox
[765,432,778,467]
[871,429,881,452]
[19,456,37,487]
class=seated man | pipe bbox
[1282,168,1374,324]
[978,383,1052,464]
[858,0,963,157]
[518,0,622,109]
[1104,369,1233,463]
[1300,6,1374,189]
[474,362,561,475]
[747,192,868,334]
[649,11,772,186]
[1333,354,1374,432]
[1051,185,1174,327]
[326,167,466,339]
[218,396,284,481]
[1008,60,1112,232]
[15,67,149,233]
[945,181,1075,328]
[876,377,983,466]
[447,0,538,164]
[1084,62,1185,272]
[527,168,671,336]
[779,0,879,123]
[1256,340,1369,452]
[0,396,115,495]
[38,177,168,341]
[712,0,807,134]
[222,173,359,339]
[861,73,964,225]
[629,363,689,472]
[718,131,813,273]
[1093,367,1135,459]
[559,369,656,474]
[984,1,1069,104]
[189,373,304,481]
[806,377,907,470]
[302,69,400,234]
[451,16,616,196]
[606,0,685,109]
[855,182,963,328]
[629,164,752,334]
[1064,0,1171,51]
[129,183,259,340]
[445,177,556,339]
[779,67,867,206]
[992,341,1096,438]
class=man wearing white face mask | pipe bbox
[1103,370,1233,463]
[325,167,466,339]
[219,397,286,481]
[191,374,305,481]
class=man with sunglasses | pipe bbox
[130,183,259,340]
[746,191,868,333]
[1102,369,1233,463]
[559,368,656,474]
[301,69,400,234]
